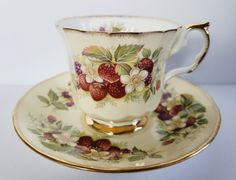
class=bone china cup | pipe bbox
[56,15,210,134]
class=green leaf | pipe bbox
[124,93,142,103]
[180,94,194,107]
[148,152,162,158]
[142,48,151,58]
[150,86,156,94]
[132,146,138,152]
[197,114,204,119]
[157,130,168,135]
[114,44,143,63]
[197,118,208,125]
[56,121,62,129]
[41,141,72,152]
[187,103,206,113]
[160,134,171,141]
[132,146,147,156]
[37,95,49,105]
[128,155,146,162]
[52,102,68,110]
[115,63,132,75]
[179,110,188,118]
[62,125,73,131]
[143,90,151,102]
[28,128,42,135]
[191,124,198,129]
[71,129,81,138]
[82,45,112,62]
[48,89,58,102]
[152,48,162,61]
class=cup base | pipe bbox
[85,115,148,135]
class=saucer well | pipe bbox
[13,72,220,172]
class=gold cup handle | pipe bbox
[164,22,210,82]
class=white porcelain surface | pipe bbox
[56,16,180,32]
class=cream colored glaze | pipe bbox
[57,15,210,125]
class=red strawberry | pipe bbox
[89,82,107,101]
[107,80,126,98]
[158,112,173,121]
[138,58,154,73]
[76,136,93,148]
[155,104,173,121]
[155,104,166,114]
[103,80,110,87]
[98,63,120,83]
[169,105,184,116]
[77,74,90,91]
[92,139,111,151]
[109,146,121,159]
[186,117,196,127]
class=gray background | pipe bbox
[0,0,235,85]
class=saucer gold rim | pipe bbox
[12,72,221,173]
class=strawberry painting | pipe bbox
[155,93,208,145]
[28,113,163,162]
[98,63,120,83]
[77,74,91,91]
[74,44,163,104]
[107,80,126,98]
[89,82,107,101]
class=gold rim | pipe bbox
[13,72,221,173]
[56,15,181,35]
[186,22,210,73]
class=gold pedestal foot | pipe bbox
[85,115,148,135]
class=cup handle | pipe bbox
[164,22,210,82]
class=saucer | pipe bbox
[13,72,221,172]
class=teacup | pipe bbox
[56,15,210,134]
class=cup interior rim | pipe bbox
[56,15,182,35]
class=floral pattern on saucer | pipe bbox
[27,113,162,162]
[155,92,208,145]
[13,73,221,172]
[34,82,209,162]
[37,84,75,110]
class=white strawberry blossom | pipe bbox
[167,119,186,131]
[53,132,76,146]
[81,59,103,83]
[120,68,148,94]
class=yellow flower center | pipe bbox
[131,75,142,85]
[173,119,185,128]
